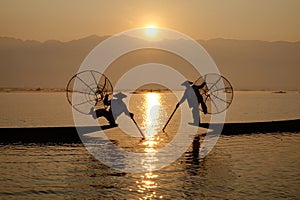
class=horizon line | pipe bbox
[0,87,299,93]
[1,34,299,44]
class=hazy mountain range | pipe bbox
[0,35,299,90]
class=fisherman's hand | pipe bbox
[130,113,134,119]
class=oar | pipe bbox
[131,117,145,139]
[162,103,180,132]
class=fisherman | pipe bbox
[110,92,134,120]
[89,93,116,126]
[188,81,208,114]
[89,92,134,126]
[177,80,207,125]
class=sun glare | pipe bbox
[145,25,158,37]
[143,92,162,138]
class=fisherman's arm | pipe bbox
[177,92,187,107]
[123,107,134,119]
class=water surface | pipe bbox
[0,133,299,199]
[0,91,299,199]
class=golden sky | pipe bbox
[0,0,299,41]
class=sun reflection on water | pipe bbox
[135,92,166,199]
[142,92,165,138]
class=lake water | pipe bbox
[1,91,300,127]
[0,91,300,199]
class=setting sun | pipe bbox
[144,25,158,37]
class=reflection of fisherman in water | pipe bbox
[177,80,208,125]
[89,92,134,126]
[185,135,207,177]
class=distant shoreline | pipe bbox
[0,88,299,93]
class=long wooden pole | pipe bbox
[162,104,179,132]
[131,117,145,139]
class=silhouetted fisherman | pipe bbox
[89,92,134,127]
[188,81,208,115]
[110,92,134,119]
[89,94,116,126]
[177,80,207,125]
